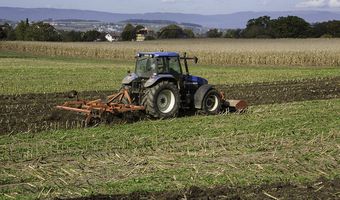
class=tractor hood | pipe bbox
[122,73,138,85]
[144,74,176,88]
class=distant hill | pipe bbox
[1,7,340,28]
[0,18,15,24]
[121,19,203,28]
[45,19,101,22]
[121,19,178,25]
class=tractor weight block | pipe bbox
[225,100,248,113]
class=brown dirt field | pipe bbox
[218,76,340,105]
[61,177,340,200]
[0,76,339,135]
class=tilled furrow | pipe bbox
[0,77,339,135]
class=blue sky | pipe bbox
[1,0,340,14]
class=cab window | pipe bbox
[166,57,182,74]
[156,58,166,73]
[135,57,154,77]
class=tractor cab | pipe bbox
[123,52,208,89]
[135,52,182,78]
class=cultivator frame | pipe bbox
[56,89,145,125]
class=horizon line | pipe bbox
[0,6,338,16]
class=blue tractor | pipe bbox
[121,52,245,118]
[57,52,247,124]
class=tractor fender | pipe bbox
[194,84,214,109]
[122,73,138,85]
[144,74,176,88]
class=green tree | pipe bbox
[25,22,61,41]
[82,30,101,41]
[15,19,29,40]
[158,24,187,39]
[271,16,311,38]
[183,29,195,38]
[243,16,273,38]
[121,24,136,41]
[98,32,108,41]
[0,27,5,39]
[60,30,83,42]
[224,29,242,38]
[0,23,15,40]
[206,29,223,38]
[311,20,340,38]
[135,25,145,32]
[0,27,7,40]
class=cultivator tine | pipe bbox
[56,105,91,114]
[124,89,132,104]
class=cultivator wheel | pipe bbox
[85,116,101,127]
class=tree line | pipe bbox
[1,16,339,41]
[120,17,340,39]
[210,16,340,39]
[0,19,105,42]
[120,24,195,41]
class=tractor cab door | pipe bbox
[155,57,166,74]
[164,57,182,76]
[164,56,184,85]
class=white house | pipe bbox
[105,33,120,42]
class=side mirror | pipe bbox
[194,56,198,64]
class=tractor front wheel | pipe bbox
[142,81,180,119]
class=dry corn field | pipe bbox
[1,39,340,66]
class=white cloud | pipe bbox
[329,0,340,7]
[261,0,269,6]
[296,0,326,8]
[296,0,340,8]
[161,0,190,2]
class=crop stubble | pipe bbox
[63,177,339,200]
[0,77,339,135]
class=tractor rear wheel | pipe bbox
[142,81,180,119]
[202,89,222,115]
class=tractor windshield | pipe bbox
[135,56,165,77]
[135,57,155,77]
[135,56,182,77]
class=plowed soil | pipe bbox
[61,177,339,200]
[0,77,339,135]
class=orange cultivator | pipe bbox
[56,89,144,125]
